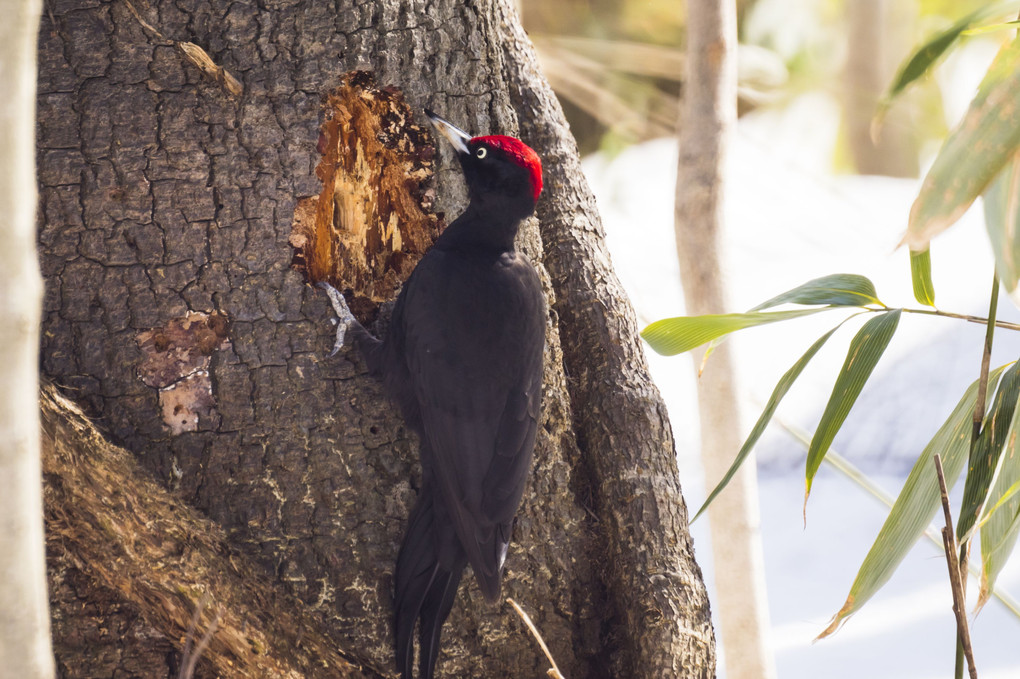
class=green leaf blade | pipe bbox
[963,19,1020,37]
[805,311,901,500]
[692,324,844,523]
[981,469,1020,608]
[906,35,1020,251]
[640,308,822,356]
[958,361,1020,541]
[879,6,998,113]
[689,274,878,369]
[982,153,1020,294]
[909,248,936,306]
[750,274,881,311]
[819,365,1008,638]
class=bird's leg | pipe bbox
[318,282,385,372]
[318,282,360,356]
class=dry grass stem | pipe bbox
[179,594,222,679]
[177,42,243,96]
[507,598,565,679]
[123,0,243,96]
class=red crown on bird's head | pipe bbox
[472,135,543,202]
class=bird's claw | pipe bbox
[317,281,355,357]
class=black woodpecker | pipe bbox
[320,109,546,679]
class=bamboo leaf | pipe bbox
[981,471,1020,609]
[750,274,882,311]
[958,361,1020,542]
[640,308,822,356]
[692,274,878,372]
[909,248,936,306]
[878,6,999,117]
[964,19,1020,36]
[981,478,1020,529]
[692,323,845,523]
[780,416,1020,621]
[805,311,901,503]
[982,152,1020,293]
[905,35,1020,251]
[819,365,1008,638]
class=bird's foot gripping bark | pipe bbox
[318,282,357,356]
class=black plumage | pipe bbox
[323,110,545,679]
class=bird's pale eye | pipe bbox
[475,147,487,159]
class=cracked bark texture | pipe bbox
[36,0,715,677]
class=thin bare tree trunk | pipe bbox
[0,0,53,677]
[675,2,775,678]
[844,0,919,178]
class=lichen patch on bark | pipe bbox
[136,311,230,434]
[290,70,442,315]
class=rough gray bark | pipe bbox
[0,0,54,676]
[36,0,715,676]
[674,2,774,679]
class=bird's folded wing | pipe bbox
[400,275,542,584]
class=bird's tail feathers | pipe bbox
[443,500,510,603]
[466,520,514,603]
[394,488,467,679]
[417,555,466,678]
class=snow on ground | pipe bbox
[582,92,1020,677]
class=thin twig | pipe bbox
[44,0,57,29]
[122,0,171,44]
[507,598,565,679]
[887,305,1020,331]
[934,454,979,679]
[123,0,242,96]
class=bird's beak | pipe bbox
[424,108,471,155]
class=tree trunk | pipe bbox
[0,0,54,676]
[843,0,919,178]
[42,380,376,678]
[36,1,715,676]
[674,2,775,679]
